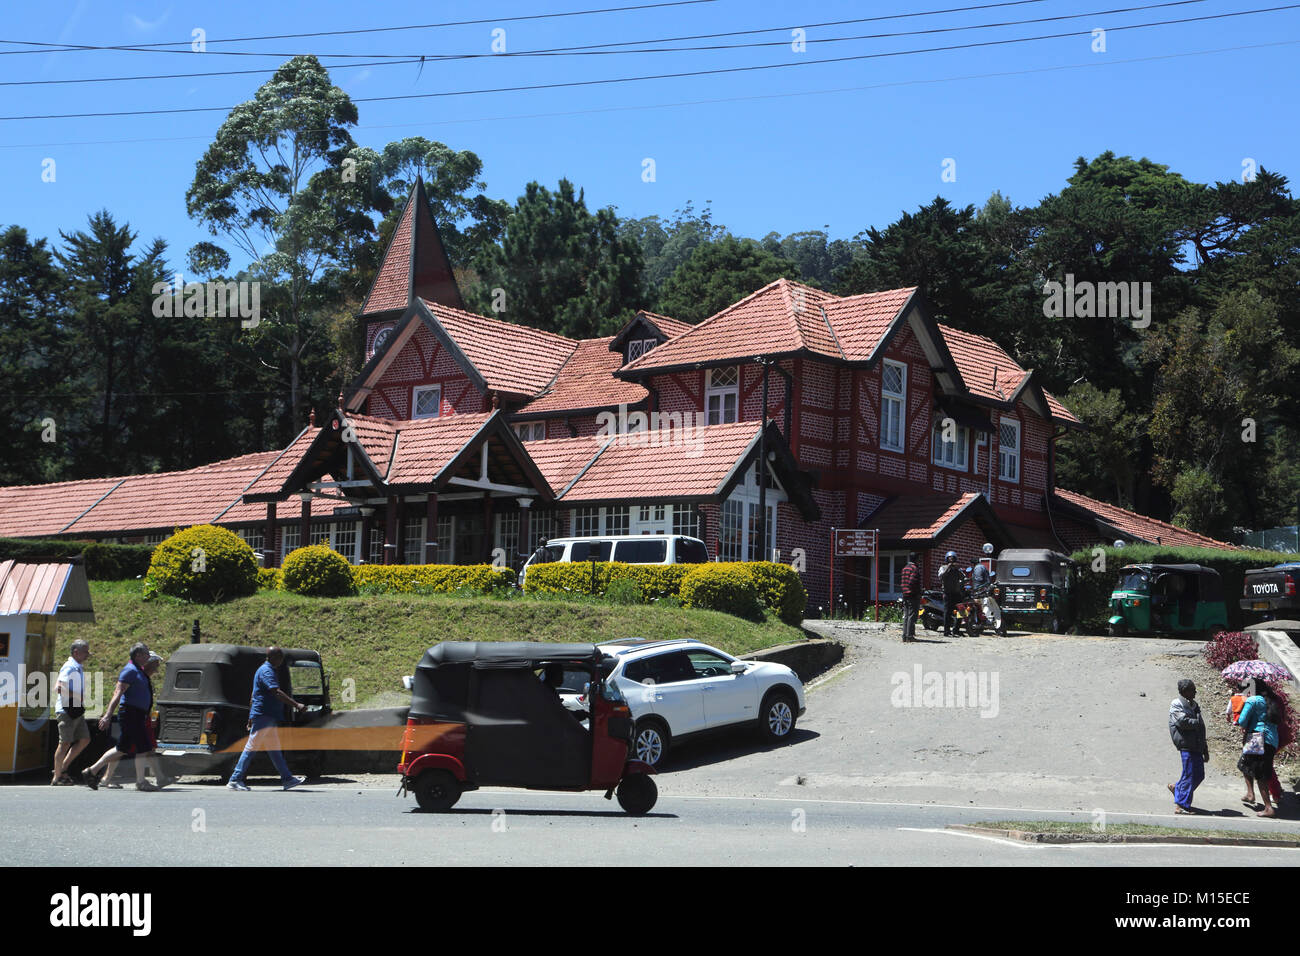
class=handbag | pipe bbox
[1243,731,1266,756]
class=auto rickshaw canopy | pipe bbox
[1118,564,1226,603]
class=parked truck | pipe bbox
[1240,562,1300,622]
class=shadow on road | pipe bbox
[656,728,819,773]
[410,807,677,819]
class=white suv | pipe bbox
[595,639,806,768]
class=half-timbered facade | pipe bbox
[0,179,1238,610]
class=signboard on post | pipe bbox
[829,529,881,621]
[835,529,877,557]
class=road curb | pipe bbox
[949,824,1300,848]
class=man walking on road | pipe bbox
[900,553,922,642]
[227,646,308,792]
[52,640,91,785]
[1168,679,1209,813]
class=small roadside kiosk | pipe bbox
[0,561,96,775]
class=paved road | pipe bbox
[5,783,1299,866]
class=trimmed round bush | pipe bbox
[680,563,763,620]
[144,524,258,603]
[281,545,356,597]
[748,561,808,625]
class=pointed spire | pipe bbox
[359,175,465,316]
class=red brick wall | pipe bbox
[366,324,486,419]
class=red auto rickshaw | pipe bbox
[397,642,658,815]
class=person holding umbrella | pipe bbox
[1237,679,1284,818]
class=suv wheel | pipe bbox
[633,719,669,768]
[413,769,461,812]
[759,690,798,744]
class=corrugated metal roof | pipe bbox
[0,560,95,621]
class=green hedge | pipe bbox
[1068,544,1298,632]
[524,560,805,621]
[257,568,283,590]
[680,563,764,620]
[143,525,258,603]
[0,537,154,580]
[353,564,515,595]
[282,545,356,597]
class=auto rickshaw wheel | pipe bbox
[616,773,657,815]
[413,769,461,812]
[633,719,670,769]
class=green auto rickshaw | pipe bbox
[1107,564,1228,637]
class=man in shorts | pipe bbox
[52,640,92,785]
[84,644,173,792]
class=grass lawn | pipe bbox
[62,581,808,709]
[970,821,1300,843]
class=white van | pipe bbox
[518,534,710,587]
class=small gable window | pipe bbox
[514,422,545,442]
[706,366,739,425]
[412,384,441,419]
[998,417,1021,483]
[627,338,657,363]
[881,360,906,453]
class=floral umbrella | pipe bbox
[1221,660,1294,684]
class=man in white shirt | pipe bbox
[52,640,91,785]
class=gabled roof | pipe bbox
[639,311,693,339]
[621,279,842,373]
[821,288,917,361]
[608,310,693,354]
[864,491,1012,549]
[245,410,554,501]
[346,298,579,409]
[1051,488,1240,550]
[523,420,818,518]
[360,176,464,316]
[514,337,650,419]
[939,324,1081,427]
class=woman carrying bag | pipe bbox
[1237,680,1283,818]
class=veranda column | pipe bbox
[482,492,494,564]
[516,497,532,567]
[359,508,374,564]
[384,495,399,565]
[298,494,311,552]
[425,493,439,564]
[264,501,277,568]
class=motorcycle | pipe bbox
[920,585,1001,636]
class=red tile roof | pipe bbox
[422,300,578,398]
[517,434,606,493]
[361,178,464,315]
[516,337,649,416]
[939,324,1080,425]
[562,421,762,502]
[823,288,916,361]
[384,412,497,486]
[1052,488,1240,550]
[866,492,985,544]
[0,476,125,538]
[639,311,694,339]
[241,429,321,501]
[623,279,842,372]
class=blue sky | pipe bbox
[1,0,1296,271]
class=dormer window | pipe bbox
[412,384,441,419]
[706,366,739,425]
[514,421,545,442]
[627,338,657,363]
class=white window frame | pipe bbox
[931,419,969,472]
[672,505,700,540]
[280,525,301,560]
[514,421,545,442]
[627,338,658,363]
[412,384,441,419]
[705,367,739,425]
[881,360,906,453]
[870,551,909,600]
[722,463,785,562]
[403,517,425,564]
[998,417,1021,483]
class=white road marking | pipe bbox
[805,663,855,690]
[898,826,1300,850]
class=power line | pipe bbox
[0,0,1205,87]
[0,0,1041,56]
[2,37,1292,150]
[3,4,1295,122]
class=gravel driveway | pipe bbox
[651,622,1299,822]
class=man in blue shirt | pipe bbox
[227,647,308,791]
[84,643,174,791]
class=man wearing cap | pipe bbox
[938,551,966,637]
[52,640,91,785]
[226,646,308,792]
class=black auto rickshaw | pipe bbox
[155,644,331,780]
[397,642,658,815]
[994,549,1077,633]
[1107,564,1229,637]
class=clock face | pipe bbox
[371,326,392,357]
